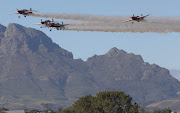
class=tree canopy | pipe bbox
[62,91,139,113]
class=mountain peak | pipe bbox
[106,47,126,57]
[0,23,73,58]
[5,23,25,37]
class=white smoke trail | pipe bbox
[31,13,180,33]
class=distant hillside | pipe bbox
[170,69,180,81]
[0,23,179,110]
[147,99,180,112]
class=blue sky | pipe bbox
[0,0,180,70]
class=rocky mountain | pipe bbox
[0,23,98,109]
[0,24,6,38]
[86,48,180,105]
[0,23,179,110]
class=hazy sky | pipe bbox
[0,0,180,70]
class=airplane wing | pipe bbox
[25,10,37,13]
[50,22,56,24]
[31,10,37,12]
[123,19,132,23]
[140,14,149,19]
[9,13,19,15]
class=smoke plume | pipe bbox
[31,13,180,33]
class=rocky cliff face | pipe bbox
[0,24,6,39]
[86,47,180,105]
[0,23,179,109]
[0,24,98,109]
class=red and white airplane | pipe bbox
[123,14,149,24]
[35,19,69,31]
[10,8,37,18]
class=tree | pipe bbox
[152,108,172,113]
[62,91,139,113]
[58,107,63,113]
[130,103,139,113]
[62,107,75,113]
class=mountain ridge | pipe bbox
[0,23,179,110]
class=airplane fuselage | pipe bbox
[18,11,32,15]
[131,16,145,22]
[41,20,51,24]
[50,23,64,27]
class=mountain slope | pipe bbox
[0,24,6,38]
[86,47,180,105]
[0,23,98,109]
[0,23,179,109]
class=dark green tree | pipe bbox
[62,91,139,113]
[129,103,139,113]
[62,107,75,113]
[152,108,172,113]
